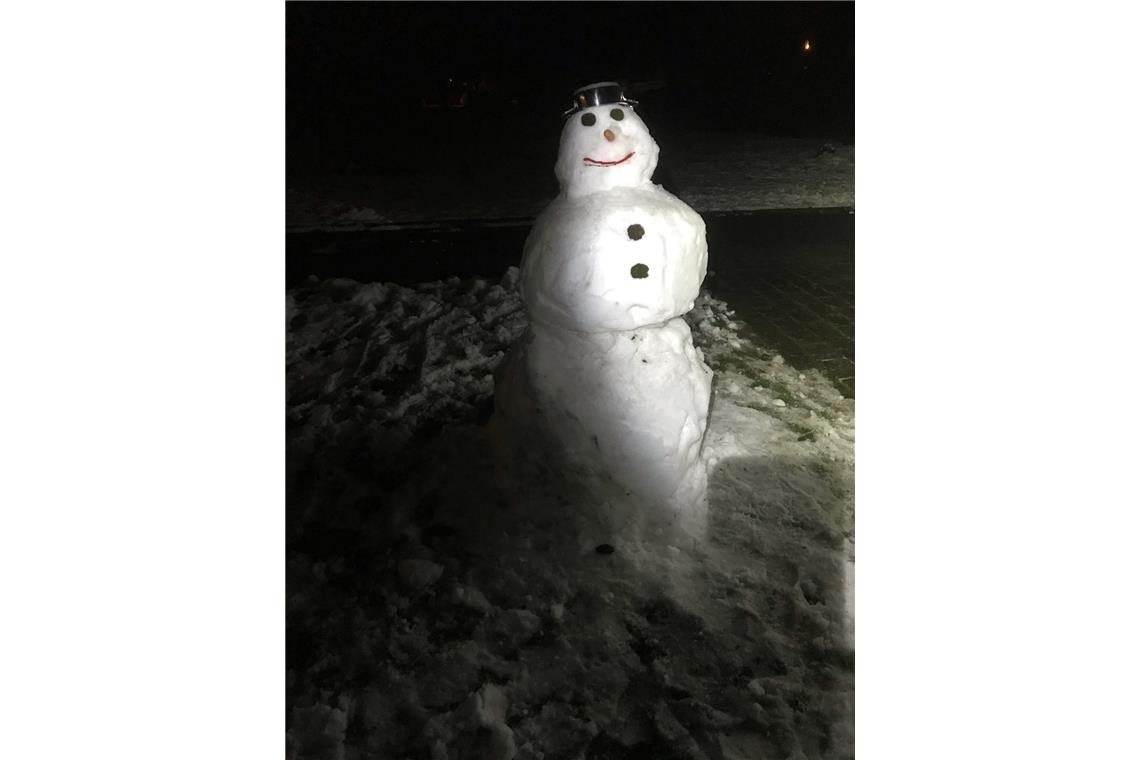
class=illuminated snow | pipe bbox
[498,101,714,531]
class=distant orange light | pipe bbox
[803,40,811,52]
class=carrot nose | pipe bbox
[603,128,615,142]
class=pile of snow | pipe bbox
[287,270,854,760]
[336,207,391,225]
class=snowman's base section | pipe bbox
[491,318,713,544]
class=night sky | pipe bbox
[287,2,854,172]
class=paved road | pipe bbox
[703,210,854,397]
[287,208,854,397]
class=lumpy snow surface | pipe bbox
[287,269,854,760]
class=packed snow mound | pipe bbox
[336,206,390,224]
[287,270,854,760]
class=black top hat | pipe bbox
[563,81,638,117]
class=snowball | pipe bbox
[472,683,510,727]
[483,722,518,760]
[454,584,493,613]
[398,558,443,589]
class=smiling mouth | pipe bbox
[583,152,635,167]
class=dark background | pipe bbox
[287,2,855,175]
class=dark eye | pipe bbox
[610,108,625,121]
[580,112,596,126]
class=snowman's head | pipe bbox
[554,103,660,198]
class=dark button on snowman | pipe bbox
[495,82,713,535]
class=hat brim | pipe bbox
[562,98,639,118]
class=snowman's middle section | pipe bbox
[520,186,707,334]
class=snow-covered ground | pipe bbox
[286,270,854,759]
[665,135,854,214]
[287,134,854,231]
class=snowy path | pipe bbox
[286,272,854,760]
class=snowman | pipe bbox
[493,82,713,538]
